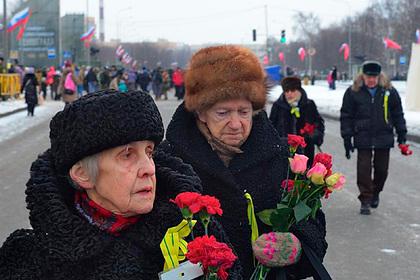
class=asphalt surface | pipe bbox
[0,95,419,279]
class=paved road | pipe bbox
[0,96,419,279]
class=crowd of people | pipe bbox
[0,46,411,279]
[0,58,186,116]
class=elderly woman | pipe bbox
[160,45,328,279]
[0,90,241,279]
[269,76,325,166]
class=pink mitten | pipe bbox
[252,232,302,267]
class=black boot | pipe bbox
[371,194,380,208]
[360,203,371,215]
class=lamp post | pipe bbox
[344,0,352,80]
[3,0,8,67]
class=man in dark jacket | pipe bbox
[340,61,410,215]
[161,45,328,279]
[0,90,242,279]
[270,76,325,166]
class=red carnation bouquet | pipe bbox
[169,192,236,280]
[250,134,345,279]
[186,235,237,280]
[299,122,316,137]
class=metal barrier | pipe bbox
[0,74,21,99]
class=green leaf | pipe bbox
[293,201,312,223]
[276,203,289,209]
[271,207,293,231]
[311,200,322,219]
[256,209,276,226]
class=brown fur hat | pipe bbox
[184,45,267,112]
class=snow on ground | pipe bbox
[0,98,27,115]
[0,100,63,143]
[268,81,420,138]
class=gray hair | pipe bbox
[69,153,100,188]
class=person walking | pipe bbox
[269,76,325,166]
[86,67,99,94]
[172,67,185,100]
[21,67,39,117]
[160,45,328,279]
[331,66,337,90]
[340,61,411,215]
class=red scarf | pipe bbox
[74,191,139,236]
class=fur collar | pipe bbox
[165,103,288,181]
[351,73,392,92]
[25,150,198,262]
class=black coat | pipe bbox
[22,73,39,105]
[269,89,325,165]
[161,103,328,279]
[340,74,407,149]
[0,149,242,279]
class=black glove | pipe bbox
[397,134,406,145]
[344,137,354,159]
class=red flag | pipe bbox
[263,55,269,65]
[298,47,306,61]
[278,52,284,63]
[383,37,402,50]
[15,10,31,41]
[339,43,350,61]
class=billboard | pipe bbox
[10,0,60,67]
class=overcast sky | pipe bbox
[60,0,372,45]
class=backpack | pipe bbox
[64,73,76,94]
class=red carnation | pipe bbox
[313,153,333,170]
[288,134,307,149]
[281,179,295,192]
[299,123,316,136]
[190,195,223,216]
[170,192,201,210]
[187,235,237,280]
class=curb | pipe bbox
[0,107,27,118]
[320,112,420,144]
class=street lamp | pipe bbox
[344,0,352,80]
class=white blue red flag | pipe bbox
[416,29,420,44]
[7,7,30,32]
[80,26,95,41]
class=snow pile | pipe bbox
[0,98,27,115]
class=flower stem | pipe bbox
[188,218,195,240]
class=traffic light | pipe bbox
[90,47,100,56]
[252,29,257,42]
[281,30,286,44]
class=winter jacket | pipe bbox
[160,103,328,279]
[172,69,184,86]
[0,149,242,279]
[340,74,407,149]
[269,88,325,165]
[21,73,39,105]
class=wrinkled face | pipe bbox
[363,74,379,88]
[88,141,156,217]
[198,98,253,147]
[284,89,301,104]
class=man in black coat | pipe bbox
[340,61,410,215]
[161,45,328,279]
[270,76,325,167]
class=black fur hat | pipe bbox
[362,61,382,76]
[49,90,164,174]
[281,76,302,92]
